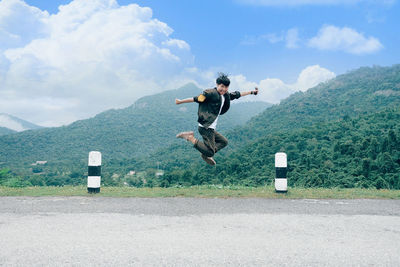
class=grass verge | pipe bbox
[1,185,400,199]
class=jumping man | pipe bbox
[175,73,258,165]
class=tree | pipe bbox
[375,177,389,189]
[368,137,379,160]
[377,152,396,173]
[387,130,398,153]
[0,168,12,185]
[362,158,371,178]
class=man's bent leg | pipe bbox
[194,127,216,158]
[214,130,228,153]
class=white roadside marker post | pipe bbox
[275,152,287,193]
[88,151,101,194]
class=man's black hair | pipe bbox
[216,72,230,86]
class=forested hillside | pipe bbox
[0,127,15,136]
[226,65,400,148]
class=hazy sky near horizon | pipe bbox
[1,0,399,126]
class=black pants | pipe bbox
[194,126,228,157]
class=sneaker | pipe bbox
[176,131,194,141]
[201,154,216,166]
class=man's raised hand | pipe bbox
[252,87,259,95]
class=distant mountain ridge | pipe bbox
[0,113,43,135]
[0,127,16,136]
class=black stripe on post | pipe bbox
[276,167,287,178]
[88,166,101,176]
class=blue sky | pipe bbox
[1,0,399,126]
[25,0,399,81]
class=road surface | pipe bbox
[1,197,399,266]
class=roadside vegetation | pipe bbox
[1,185,399,199]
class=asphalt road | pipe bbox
[1,197,399,266]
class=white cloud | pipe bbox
[0,0,49,49]
[240,28,299,48]
[240,33,284,45]
[295,65,336,91]
[308,25,383,54]
[265,33,283,44]
[258,78,293,104]
[241,25,382,54]
[231,65,335,104]
[236,0,395,6]
[162,39,190,50]
[230,74,258,92]
[0,0,195,126]
[285,28,299,49]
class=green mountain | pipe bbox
[226,65,400,146]
[0,83,271,170]
[0,127,16,136]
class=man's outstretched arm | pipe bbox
[229,87,258,100]
[240,87,259,97]
[175,98,195,105]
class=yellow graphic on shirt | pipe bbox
[197,94,206,102]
